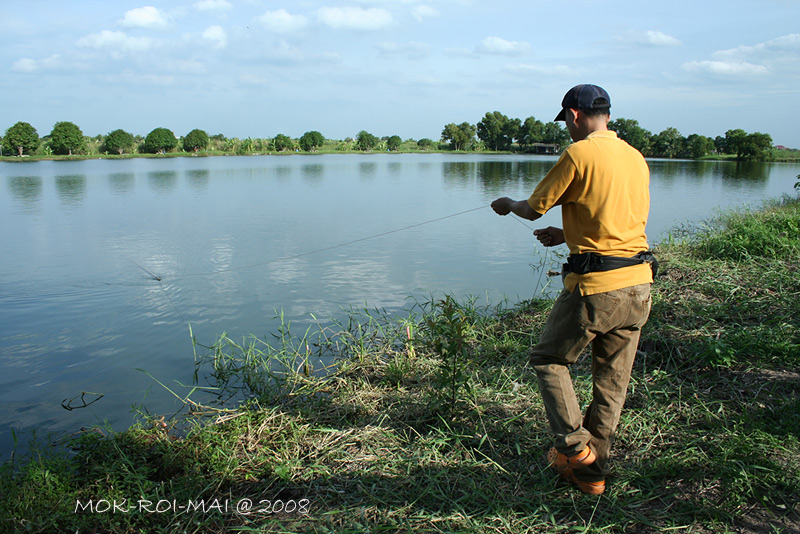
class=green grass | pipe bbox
[1,198,799,533]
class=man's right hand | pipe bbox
[533,226,565,247]
[491,197,514,215]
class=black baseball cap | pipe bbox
[554,84,611,121]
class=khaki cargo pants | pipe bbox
[530,283,652,482]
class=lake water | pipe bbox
[1,154,798,459]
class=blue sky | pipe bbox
[2,0,799,147]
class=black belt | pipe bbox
[563,251,658,278]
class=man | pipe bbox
[491,84,653,495]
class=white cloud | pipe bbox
[477,36,531,56]
[640,30,681,47]
[77,30,155,55]
[12,58,38,73]
[259,9,309,33]
[714,33,800,59]
[316,6,393,31]
[412,5,439,21]
[202,25,227,48]
[682,33,800,79]
[376,41,430,60]
[613,30,681,48]
[260,39,305,63]
[194,0,232,12]
[120,6,169,29]
[682,60,768,76]
[12,54,61,73]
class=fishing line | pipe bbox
[131,259,162,281]
[131,205,489,324]
[509,214,551,297]
[176,205,490,280]
[131,259,188,324]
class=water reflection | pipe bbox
[721,161,769,182]
[648,160,770,194]
[275,166,293,180]
[147,170,178,192]
[108,173,135,194]
[442,161,476,180]
[649,160,769,183]
[388,162,402,177]
[186,169,209,191]
[55,175,86,203]
[359,162,377,179]
[443,160,551,191]
[301,164,324,182]
[7,176,43,203]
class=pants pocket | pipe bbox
[576,291,622,332]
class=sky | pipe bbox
[2,0,799,147]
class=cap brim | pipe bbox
[554,108,566,121]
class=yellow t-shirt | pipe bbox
[527,130,653,295]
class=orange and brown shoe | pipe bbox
[547,445,605,495]
[546,445,597,473]
[559,467,606,495]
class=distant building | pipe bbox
[529,143,560,154]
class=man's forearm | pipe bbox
[492,197,543,220]
[503,199,542,221]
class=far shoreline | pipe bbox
[3,150,796,164]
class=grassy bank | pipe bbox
[2,197,799,533]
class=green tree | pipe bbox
[738,132,773,160]
[3,121,39,156]
[386,135,402,151]
[209,133,227,151]
[272,134,294,152]
[356,130,379,151]
[50,121,85,155]
[684,134,714,158]
[143,127,178,153]
[541,122,570,146]
[714,135,728,154]
[517,116,545,149]
[653,127,684,158]
[477,111,520,151]
[417,138,434,150]
[183,129,209,152]
[299,131,324,152]
[608,118,652,155]
[103,129,135,155]
[441,122,476,151]
[724,129,772,160]
[723,129,747,157]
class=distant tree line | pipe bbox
[607,118,775,160]
[0,116,783,161]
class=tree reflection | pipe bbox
[55,175,86,203]
[720,161,769,182]
[359,162,377,179]
[147,171,178,192]
[108,173,135,194]
[442,161,476,180]
[7,176,42,203]
[185,169,209,191]
[301,164,323,183]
